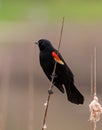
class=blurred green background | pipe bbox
[0,0,102,22]
[0,0,102,130]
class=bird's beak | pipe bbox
[34,41,39,45]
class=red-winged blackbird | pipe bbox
[35,39,84,105]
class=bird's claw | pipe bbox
[48,89,54,94]
[51,73,57,79]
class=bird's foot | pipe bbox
[51,73,57,79]
[48,89,54,94]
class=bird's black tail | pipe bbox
[65,83,84,105]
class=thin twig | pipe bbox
[42,17,65,130]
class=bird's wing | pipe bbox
[52,51,64,65]
[52,50,74,80]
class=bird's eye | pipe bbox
[39,43,45,51]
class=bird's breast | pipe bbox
[40,52,54,75]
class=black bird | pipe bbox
[35,39,84,105]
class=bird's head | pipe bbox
[35,39,53,51]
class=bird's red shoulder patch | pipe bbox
[52,51,64,65]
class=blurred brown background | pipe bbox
[0,0,102,130]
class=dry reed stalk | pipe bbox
[42,17,65,130]
[89,47,102,130]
